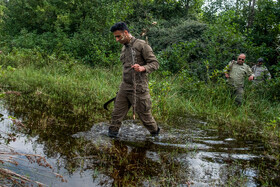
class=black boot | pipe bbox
[108,127,119,138]
[108,130,118,138]
[151,127,160,137]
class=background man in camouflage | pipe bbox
[108,22,160,138]
[252,57,271,84]
[224,53,254,105]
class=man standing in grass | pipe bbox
[224,53,254,105]
[252,58,271,84]
[108,22,160,138]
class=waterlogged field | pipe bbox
[0,0,280,185]
[0,100,279,186]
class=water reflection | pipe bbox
[0,99,280,186]
[107,140,156,186]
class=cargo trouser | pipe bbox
[109,89,158,134]
[228,85,244,105]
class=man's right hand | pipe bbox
[132,64,146,72]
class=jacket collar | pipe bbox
[125,37,136,47]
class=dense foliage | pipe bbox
[0,0,279,75]
[0,0,134,65]
[0,1,279,185]
[0,0,279,121]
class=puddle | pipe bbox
[0,101,279,186]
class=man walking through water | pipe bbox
[108,22,160,138]
[224,53,254,105]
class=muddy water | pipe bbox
[0,102,279,186]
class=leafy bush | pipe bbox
[253,76,280,102]
[147,19,207,51]
[157,40,199,74]
[0,0,133,66]
[156,17,272,81]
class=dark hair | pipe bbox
[110,22,129,33]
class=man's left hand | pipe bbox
[248,75,254,81]
[132,64,146,72]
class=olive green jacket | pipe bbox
[224,60,254,88]
[119,37,159,92]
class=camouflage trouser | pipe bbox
[229,85,244,105]
[109,89,158,134]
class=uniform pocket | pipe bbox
[123,67,133,84]
[137,97,151,112]
[134,48,144,65]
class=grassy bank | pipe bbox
[0,53,279,146]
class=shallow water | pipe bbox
[0,102,279,186]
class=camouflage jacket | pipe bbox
[119,37,159,92]
[251,65,271,82]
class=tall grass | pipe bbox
[0,52,122,122]
[150,72,279,143]
[0,52,279,144]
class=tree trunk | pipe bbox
[184,0,190,17]
[235,0,239,16]
[247,0,256,29]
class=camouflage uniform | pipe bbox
[109,37,159,134]
[224,60,253,105]
[251,64,271,83]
